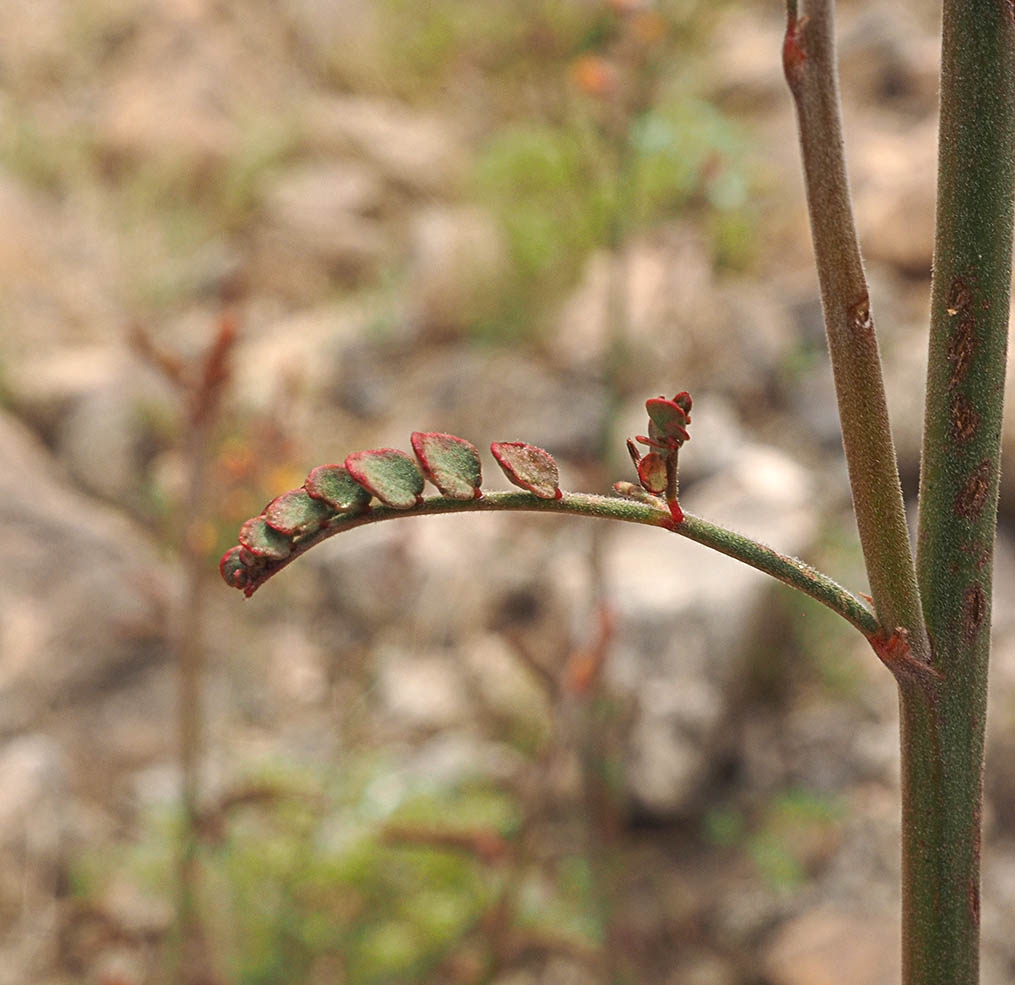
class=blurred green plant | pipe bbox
[704,789,843,892]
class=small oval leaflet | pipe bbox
[345,448,425,509]
[305,464,372,513]
[645,394,691,448]
[636,451,667,495]
[264,487,333,536]
[411,432,483,500]
[490,441,561,500]
[239,516,293,561]
[219,545,251,589]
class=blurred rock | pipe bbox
[329,343,609,462]
[665,952,739,985]
[94,1,293,169]
[852,121,938,276]
[709,9,788,111]
[0,734,69,985]
[300,95,468,196]
[229,300,372,414]
[0,734,68,854]
[406,204,508,339]
[605,445,820,816]
[838,8,940,117]
[87,947,146,985]
[98,876,173,938]
[762,908,900,985]
[553,229,796,404]
[0,176,123,354]
[375,645,469,731]
[258,161,390,292]
[0,412,169,735]
[8,346,178,510]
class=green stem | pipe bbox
[783,0,929,662]
[905,0,1015,981]
[242,491,879,638]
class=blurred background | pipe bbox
[0,1,1013,983]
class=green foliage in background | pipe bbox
[473,96,751,340]
[71,755,613,985]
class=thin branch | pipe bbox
[233,491,879,638]
[783,0,929,663]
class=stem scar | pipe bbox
[782,14,809,84]
[947,315,976,387]
[962,583,987,642]
[949,392,980,443]
[955,459,991,519]
[848,293,873,334]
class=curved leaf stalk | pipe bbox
[904,0,1015,982]
[221,429,878,640]
[783,0,929,664]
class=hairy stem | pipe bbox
[242,491,879,638]
[783,0,929,662]
[904,0,1015,982]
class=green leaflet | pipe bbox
[239,516,293,561]
[345,448,425,509]
[411,432,483,500]
[490,441,561,500]
[305,465,372,513]
[264,488,334,536]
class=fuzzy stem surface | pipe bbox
[783,0,929,662]
[906,0,1015,981]
[241,490,879,638]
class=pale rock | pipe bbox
[838,7,940,116]
[98,876,173,937]
[406,204,508,338]
[88,947,146,985]
[300,95,468,196]
[0,176,123,355]
[5,347,123,437]
[0,0,74,90]
[0,735,68,855]
[851,120,938,275]
[762,908,900,985]
[259,161,389,290]
[553,229,796,399]
[229,301,373,413]
[553,228,720,373]
[462,632,551,728]
[665,952,739,985]
[94,2,293,167]
[0,735,68,985]
[401,731,526,790]
[0,412,169,735]
[375,645,468,731]
[55,357,175,507]
[709,9,789,110]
